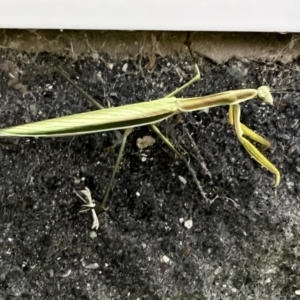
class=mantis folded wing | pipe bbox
[0,64,280,215]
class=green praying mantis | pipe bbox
[0,62,280,215]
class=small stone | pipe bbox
[184,220,193,229]
[89,231,97,239]
[61,269,72,278]
[162,255,170,263]
[122,63,128,72]
[178,175,187,185]
[136,136,156,149]
[29,104,37,115]
[91,53,99,60]
[85,263,99,269]
[106,63,114,70]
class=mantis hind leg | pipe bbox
[103,63,200,206]
[57,67,129,214]
[154,62,201,156]
[99,70,202,208]
[229,105,280,186]
[56,67,105,109]
[100,128,133,211]
[150,124,183,159]
[164,64,201,98]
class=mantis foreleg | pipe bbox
[228,104,280,186]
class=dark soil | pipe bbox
[0,50,300,299]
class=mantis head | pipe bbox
[257,86,273,105]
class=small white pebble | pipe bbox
[179,218,185,223]
[265,268,277,274]
[91,53,99,60]
[184,220,193,229]
[74,178,81,184]
[136,192,140,197]
[106,62,114,70]
[178,175,187,185]
[122,63,128,72]
[214,266,222,275]
[162,255,170,263]
[96,71,102,80]
[295,290,300,295]
[141,157,147,162]
[85,263,99,269]
[61,269,72,278]
[141,243,147,249]
[89,231,97,239]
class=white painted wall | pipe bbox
[0,0,298,32]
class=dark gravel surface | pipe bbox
[0,50,300,299]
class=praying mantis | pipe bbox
[0,61,280,216]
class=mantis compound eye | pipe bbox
[257,86,273,105]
